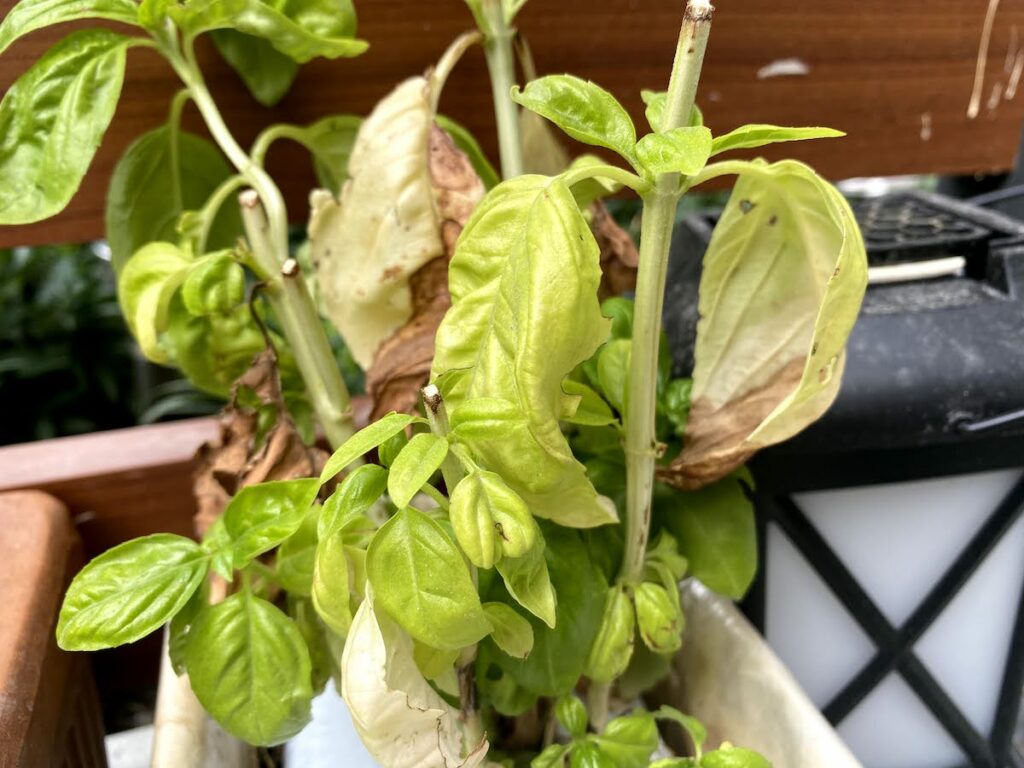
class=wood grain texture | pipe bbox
[2,0,1024,247]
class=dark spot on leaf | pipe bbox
[769,214,778,226]
[739,199,755,214]
[811,341,819,355]
[494,521,508,541]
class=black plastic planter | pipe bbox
[664,190,1024,768]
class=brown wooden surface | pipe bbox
[2,0,1024,248]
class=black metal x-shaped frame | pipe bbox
[745,476,1024,768]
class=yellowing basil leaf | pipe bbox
[171,0,367,63]
[413,640,459,681]
[57,534,208,651]
[0,29,135,224]
[0,0,139,55]
[592,712,659,768]
[495,541,556,628]
[185,591,313,745]
[341,587,489,767]
[311,529,351,636]
[665,160,867,488]
[320,412,422,482]
[701,747,772,768]
[512,76,638,166]
[387,432,448,509]
[180,251,244,316]
[223,478,321,567]
[555,695,588,738]
[561,379,617,427]
[276,509,318,596]
[483,602,534,660]
[212,29,299,107]
[319,463,388,538]
[711,124,843,157]
[636,126,712,178]
[117,242,191,363]
[657,473,756,600]
[450,470,538,569]
[640,89,703,133]
[106,126,240,273]
[584,584,635,683]
[433,175,616,529]
[633,582,683,654]
[367,508,492,650]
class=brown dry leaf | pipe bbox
[366,124,485,421]
[193,350,328,536]
[591,200,638,299]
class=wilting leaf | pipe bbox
[661,159,867,488]
[341,587,489,768]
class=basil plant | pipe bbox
[0,0,866,764]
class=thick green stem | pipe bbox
[482,0,523,179]
[619,1,713,584]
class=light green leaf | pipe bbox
[584,584,635,683]
[171,0,368,63]
[202,517,234,580]
[0,0,139,55]
[223,478,321,568]
[483,602,534,659]
[168,579,207,674]
[186,591,312,745]
[413,640,459,680]
[476,642,538,717]
[567,154,622,209]
[106,126,240,273]
[636,126,712,177]
[634,582,683,654]
[653,705,707,758]
[367,508,492,650]
[597,338,631,415]
[592,712,659,768]
[450,470,538,569]
[560,379,617,427]
[572,742,616,768]
[533,744,571,768]
[319,463,388,538]
[641,89,703,133]
[57,534,207,651]
[495,541,556,628]
[180,251,244,316]
[260,115,362,194]
[437,114,500,190]
[555,695,588,738]
[512,76,638,166]
[504,0,529,24]
[377,428,408,469]
[462,0,489,36]
[212,30,299,107]
[701,746,772,768]
[0,29,135,224]
[311,529,351,635]
[657,473,756,599]
[711,124,843,157]
[117,242,191,363]
[387,432,449,509]
[320,412,421,482]
[276,509,318,596]
[666,159,867,488]
[433,175,616,529]
[663,377,693,436]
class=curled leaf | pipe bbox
[660,160,867,489]
[583,583,635,683]
[341,587,489,768]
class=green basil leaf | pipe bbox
[450,470,538,569]
[412,640,459,680]
[532,744,571,768]
[262,114,362,194]
[701,746,772,768]
[57,534,208,651]
[663,377,693,437]
[555,694,588,738]
[387,432,449,509]
[636,126,712,177]
[319,463,388,539]
[592,712,659,768]
[634,581,683,654]
[212,29,299,107]
[168,578,208,674]
[180,251,244,316]
[665,159,867,488]
[495,540,556,628]
[276,509,318,595]
[653,705,707,757]
[185,591,312,745]
[433,175,616,528]
[171,0,368,63]
[483,602,534,660]
[656,474,756,600]
[0,0,139,55]
[202,517,234,580]
[320,412,422,482]
[711,124,843,157]
[572,742,616,768]
[289,595,337,693]
[0,29,134,224]
[512,75,638,165]
[641,89,703,134]
[584,583,635,683]
[436,114,500,190]
[617,641,672,700]
[476,642,539,717]
[117,242,191,363]
[561,379,617,427]
[223,478,321,568]
[106,126,240,273]
[597,338,631,415]
[367,507,491,650]
[650,760,699,768]
[311,529,351,636]
[377,428,408,469]
[492,527,606,696]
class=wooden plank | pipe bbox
[1,1,1023,247]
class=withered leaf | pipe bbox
[592,200,638,299]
